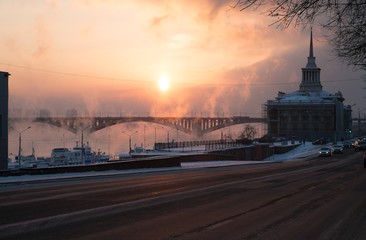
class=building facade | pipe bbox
[266,31,352,142]
[0,71,10,170]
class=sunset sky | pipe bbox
[2,0,365,156]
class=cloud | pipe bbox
[33,15,52,57]
[150,14,170,28]
[5,0,363,119]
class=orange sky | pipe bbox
[2,0,366,156]
[4,0,363,118]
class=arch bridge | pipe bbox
[10,116,267,136]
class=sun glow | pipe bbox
[158,74,170,92]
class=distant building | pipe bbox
[265,30,352,142]
[39,109,51,118]
[66,108,78,117]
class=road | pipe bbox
[0,150,365,240]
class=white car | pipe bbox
[319,147,333,157]
[332,145,344,154]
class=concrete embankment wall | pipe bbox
[210,144,272,161]
[1,144,300,176]
[199,143,300,161]
[7,157,181,176]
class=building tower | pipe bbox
[299,29,323,92]
[265,30,352,141]
[0,71,10,170]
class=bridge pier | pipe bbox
[0,72,9,170]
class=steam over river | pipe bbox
[8,121,265,159]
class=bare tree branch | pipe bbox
[233,0,366,70]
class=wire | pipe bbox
[0,62,149,83]
[0,62,364,86]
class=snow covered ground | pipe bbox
[182,141,320,168]
[265,141,321,162]
[0,142,322,183]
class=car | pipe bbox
[312,138,330,145]
[332,145,343,154]
[319,147,333,157]
[342,141,353,149]
[354,141,366,151]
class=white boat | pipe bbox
[50,143,108,166]
[9,146,39,168]
[18,154,38,168]
[116,146,207,160]
[7,154,38,169]
[50,148,74,166]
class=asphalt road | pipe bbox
[1,150,365,240]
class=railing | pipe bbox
[154,139,247,151]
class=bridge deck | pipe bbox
[10,116,267,136]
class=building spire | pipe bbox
[309,27,314,58]
[299,28,322,92]
[306,27,317,68]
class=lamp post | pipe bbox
[11,126,31,169]
[80,126,90,164]
[161,127,174,151]
[357,107,366,136]
[143,125,146,150]
[122,131,138,154]
[154,127,157,150]
[176,126,179,143]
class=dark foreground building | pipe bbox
[0,71,10,170]
[265,31,352,142]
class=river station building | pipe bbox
[265,30,352,142]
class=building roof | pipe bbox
[272,90,344,104]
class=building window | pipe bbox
[269,109,278,119]
[270,122,278,133]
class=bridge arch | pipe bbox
[10,116,267,136]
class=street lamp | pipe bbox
[11,126,31,169]
[357,107,366,136]
[80,126,90,164]
[122,131,138,154]
[154,127,157,150]
[161,127,174,151]
[80,126,90,149]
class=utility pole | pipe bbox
[144,125,146,150]
[81,126,90,164]
[161,127,174,151]
[11,126,31,169]
[122,131,138,154]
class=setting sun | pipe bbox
[158,74,170,92]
